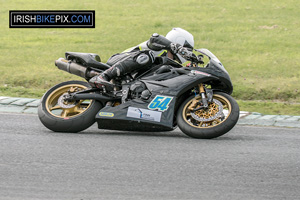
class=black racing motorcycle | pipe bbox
[38,48,239,139]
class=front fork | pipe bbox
[188,84,213,111]
[199,83,208,108]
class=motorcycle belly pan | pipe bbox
[95,98,175,132]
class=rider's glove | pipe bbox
[170,43,182,54]
[170,43,193,60]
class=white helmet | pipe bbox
[166,28,194,63]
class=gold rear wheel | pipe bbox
[45,84,92,119]
[38,80,102,133]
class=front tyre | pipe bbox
[38,80,102,133]
[177,92,239,139]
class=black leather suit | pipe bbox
[102,34,173,81]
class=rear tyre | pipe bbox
[177,92,239,139]
[38,80,102,133]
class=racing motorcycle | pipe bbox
[38,48,239,139]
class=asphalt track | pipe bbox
[0,112,300,200]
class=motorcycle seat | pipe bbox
[65,52,111,70]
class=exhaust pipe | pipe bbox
[55,58,89,79]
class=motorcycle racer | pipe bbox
[41,28,239,139]
[89,27,194,91]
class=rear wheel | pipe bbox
[38,80,102,133]
[177,92,239,139]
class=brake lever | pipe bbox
[197,55,204,64]
[190,53,204,64]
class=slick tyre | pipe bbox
[177,92,239,139]
[38,80,102,133]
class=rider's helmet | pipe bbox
[166,28,194,63]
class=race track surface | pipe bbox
[0,113,300,200]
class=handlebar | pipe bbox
[171,43,204,64]
[179,49,204,64]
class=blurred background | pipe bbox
[0,0,299,114]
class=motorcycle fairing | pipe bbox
[96,72,219,132]
[142,72,219,97]
[96,96,176,132]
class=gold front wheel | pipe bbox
[177,92,239,139]
[183,94,231,129]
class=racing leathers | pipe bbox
[89,33,187,90]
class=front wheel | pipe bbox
[38,80,102,133]
[177,92,239,139]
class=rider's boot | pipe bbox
[89,67,118,91]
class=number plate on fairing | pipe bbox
[148,95,173,112]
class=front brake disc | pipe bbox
[190,99,223,122]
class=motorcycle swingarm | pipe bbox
[66,88,121,102]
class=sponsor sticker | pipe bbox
[99,112,114,117]
[148,95,173,112]
[127,107,161,122]
[191,70,211,76]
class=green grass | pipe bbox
[238,100,300,116]
[1,0,300,115]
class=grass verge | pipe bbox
[237,100,300,116]
[1,0,299,115]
